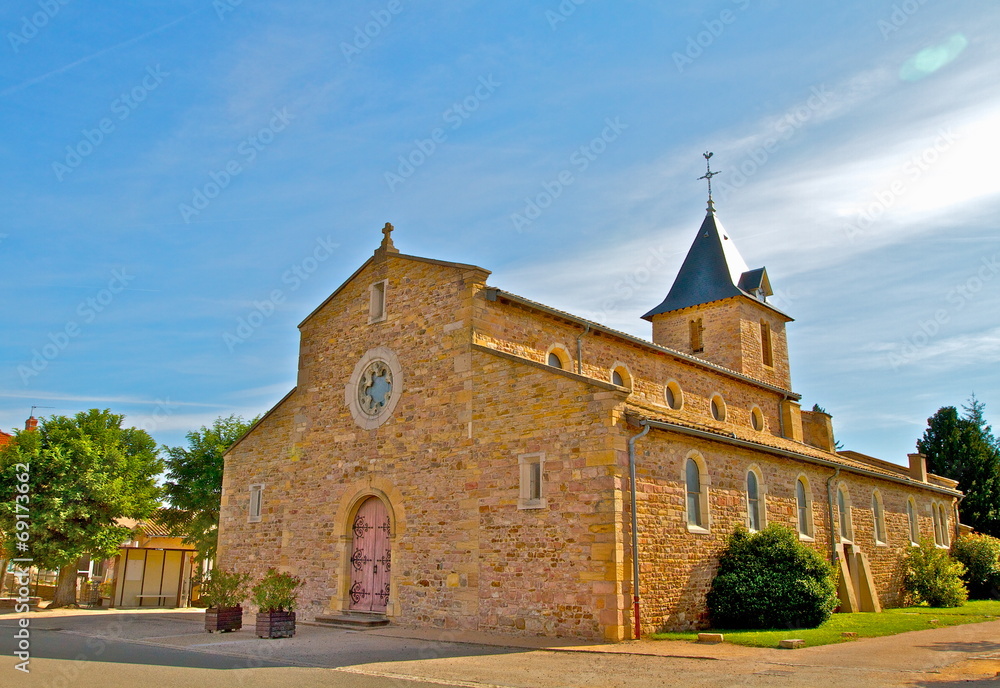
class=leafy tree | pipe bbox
[0,410,162,607]
[160,415,258,564]
[917,396,1000,537]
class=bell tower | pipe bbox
[642,153,793,390]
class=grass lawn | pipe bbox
[650,600,1000,648]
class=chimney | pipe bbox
[25,416,38,432]
[908,453,927,483]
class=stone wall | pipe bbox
[627,426,958,632]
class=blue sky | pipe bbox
[2,1,998,465]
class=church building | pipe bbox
[218,193,962,641]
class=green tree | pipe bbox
[917,396,1000,537]
[160,415,258,564]
[0,410,163,607]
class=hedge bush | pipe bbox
[952,534,1000,599]
[706,525,838,630]
[903,538,968,607]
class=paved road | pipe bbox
[2,610,1000,687]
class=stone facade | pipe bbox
[218,222,962,642]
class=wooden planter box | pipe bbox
[256,610,295,639]
[205,605,243,633]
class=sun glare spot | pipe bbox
[900,34,968,82]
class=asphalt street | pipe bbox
[2,609,1000,687]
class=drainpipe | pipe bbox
[825,467,841,561]
[576,324,591,375]
[953,494,965,543]
[627,422,650,640]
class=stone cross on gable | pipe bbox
[377,221,399,255]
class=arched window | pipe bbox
[796,476,813,538]
[872,491,887,544]
[665,381,683,410]
[686,458,702,528]
[710,394,726,422]
[546,345,570,370]
[746,470,762,531]
[610,364,631,389]
[907,498,919,544]
[837,485,853,542]
[939,504,950,546]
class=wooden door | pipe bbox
[349,497,391,613]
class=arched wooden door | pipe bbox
[349,497,391,613]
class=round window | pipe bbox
[346,347,404,430]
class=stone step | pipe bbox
[310,614,390,630]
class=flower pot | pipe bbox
[205,605,243,633]
[256,610,295,639]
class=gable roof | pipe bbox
[642,211,789,321]
[298,251,489,329]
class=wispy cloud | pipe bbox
[0,10,201,98]
[0,390,223,408]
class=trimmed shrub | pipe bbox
[903,538,968,607]
[706,525,838,629]
[951,534,1000,599]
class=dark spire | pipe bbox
[697,151,720,214]
[642,211,751,319]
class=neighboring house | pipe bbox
[108,510,198,608]
[217,208,961,641]
[0,429,12,448]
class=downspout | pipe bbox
[953,494,965,543]
[826,466,841,561]
[777,394,788,438]
[576,324,591,375]
[627,422,651,640]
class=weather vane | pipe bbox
[698,151,720,212]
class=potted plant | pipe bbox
[251,568,302,639]
[202,568,250,633]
